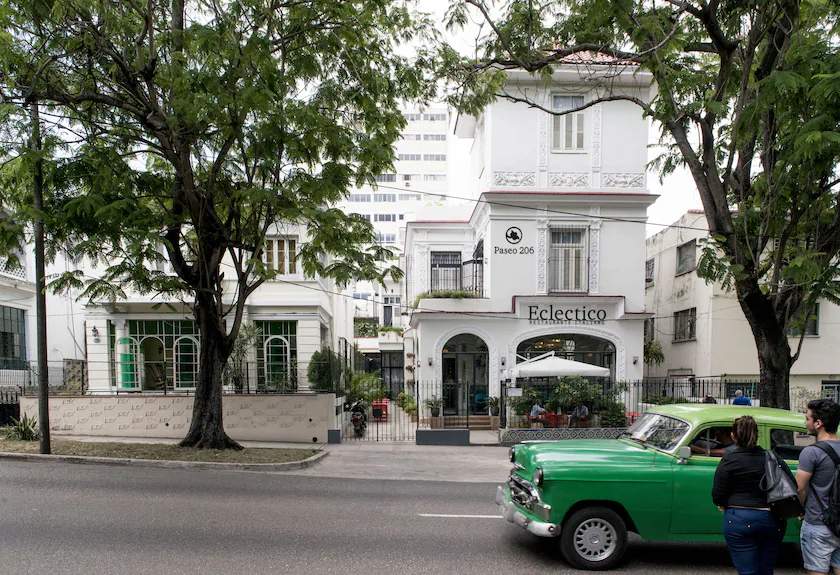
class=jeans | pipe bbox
[800,521,840,573]
[722,508,786,575]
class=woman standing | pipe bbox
[711,415,788,574]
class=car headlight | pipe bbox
[509,446,516,463]
[533,467,544,487]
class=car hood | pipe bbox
[516,439,660,477]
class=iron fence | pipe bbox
[0,389,19,426]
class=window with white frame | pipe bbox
[374,193,396,202]
[673,308,697,342]
[790,303,820,336]
[424,174,446,182]
[402,133,422,140]
[376,232,396,244]
[423,134,447,141]
[401,174,422,181]
[349,194,371,202]
[823,381,840,403]
[399,193,421,201]
[645,258,655,286]
[398,154,421,161]
[373,174,396,182]
[383,296,401,327]
[403,113,422,122]
[265,238,297,275]
[549,228,588,293]
[552,95,586,151]
[423,154,446,162]
[423,113,447,121]
[374,214,396,222]
[676,240,696,275]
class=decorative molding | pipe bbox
[511,325,626,382]
[591,104,602,188]
[538,111,549,169]
[589,220,601,294]
[549,172,589,187]
[536,208,548,295]
[492,172,536,187]
[433,325,499,396]
[418,246,429,294]
[603,173,645,188]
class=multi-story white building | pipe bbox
[336,107,454,393]
[644,210,840,402]
[404,63,656,415]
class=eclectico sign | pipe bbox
[525,304,607,325]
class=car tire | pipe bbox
[560,506,628,571]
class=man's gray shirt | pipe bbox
[799,439,840,525]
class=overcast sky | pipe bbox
[416,0,703,237]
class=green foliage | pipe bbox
[643,340,665,367]
[377,325,403,335]
[223,324,262,393]
[553,376,624,413]
[354,319,378,338]
[599,402,628,428]
[0,0,438,443]
[423,395,444,410]
[510,387,541,416]
[644,394,688,406]
[413,290,481,308]
[307,348,343,394]
[398,393,418,414]
[5,414,39,441]
[346,371,386,408]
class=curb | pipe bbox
[0,448,329,472]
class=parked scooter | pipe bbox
[350,399,367,437]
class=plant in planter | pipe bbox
[424,395,444,417]
[405,364,415,373]
[486,396,502,416]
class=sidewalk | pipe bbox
[36,434,510,483]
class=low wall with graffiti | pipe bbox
[20,393,336,444]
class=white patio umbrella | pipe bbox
[510,354,610,379]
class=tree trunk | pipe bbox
[737,281,792,410]
[179,295,242,450]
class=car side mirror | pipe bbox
[677,446,692,463]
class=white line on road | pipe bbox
[417,513,502,519]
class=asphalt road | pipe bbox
[1,460,804,574]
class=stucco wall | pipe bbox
[21,393,336,444]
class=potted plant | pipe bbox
[424,395,444,417]
[486,396,502,417]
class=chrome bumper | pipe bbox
[495,486,561,538]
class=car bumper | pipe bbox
[495,486,561,538]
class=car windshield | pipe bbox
[619,413,690,452]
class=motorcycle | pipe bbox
[350,399,367,437]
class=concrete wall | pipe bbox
[21,393,336,444]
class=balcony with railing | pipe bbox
[0,258,26,281]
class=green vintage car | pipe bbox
[496,404,809,570]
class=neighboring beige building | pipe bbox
[644,210,840,400]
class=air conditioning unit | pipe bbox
[405,181,411,187]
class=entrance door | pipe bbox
[441,333,489,416]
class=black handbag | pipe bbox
[760,449,804,519]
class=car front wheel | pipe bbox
[560,506,627,571]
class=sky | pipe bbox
[417,0,703,237]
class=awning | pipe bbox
[510,355,611,379]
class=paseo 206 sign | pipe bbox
[526,305,607,325]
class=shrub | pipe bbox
[307,348,343,393]
[644,393,688,405]
[5,414,39,441]
[600,402,628,428]
[412,290,481,308]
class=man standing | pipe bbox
[732,390,752,406]
[796,399,840,575]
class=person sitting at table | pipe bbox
[570,402,590,427]
[530,400,547,427]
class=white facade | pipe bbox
[0,242,86,386]
[405,64,656,411]
[81,222,353,394]
[644,211,840,398]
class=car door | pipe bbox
[669,423,729,535]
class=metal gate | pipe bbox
[340,397,418,442]
[0,390,20,426]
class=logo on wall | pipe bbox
[505,227,523,244]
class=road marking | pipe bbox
[417,513,502,519]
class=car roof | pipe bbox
[648,403,806,429]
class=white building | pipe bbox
[336,106,454,393]
[645,210,840,402]
[404,63,656,415]
[82,222,354,394]
[0,242,86,388]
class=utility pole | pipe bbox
[31,100,50,454]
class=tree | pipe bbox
[441,0,840,408]
[0,0,436,447]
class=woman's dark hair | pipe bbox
[732,416,758,448]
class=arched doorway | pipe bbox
[441,334,489,415]
[140,337,166,390]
